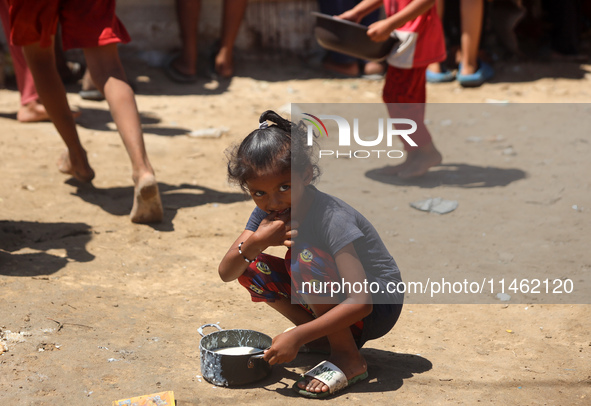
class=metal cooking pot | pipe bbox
[198,324,272,386]
[311,11,398,62]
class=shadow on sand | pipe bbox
[66,180,248,232]
[209,349,432,399]
[366,163,527,189]
[0,220,94,276]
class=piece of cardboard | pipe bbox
[112,390,175,406]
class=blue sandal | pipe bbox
[426,69,456,83]
[456,61,494,87]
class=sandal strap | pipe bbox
[304,361,348,394]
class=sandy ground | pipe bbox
[1,55,590,405]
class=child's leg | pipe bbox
[22,41,94,182]
[382,66,442,178]
[83,44,163,223]
[290,246,367,394]
[0,1,49,123]
[296,301,368,394]
[216,0,248,78]
[427,0,446,75]
[173,0,201,77]
[459,0,484,75]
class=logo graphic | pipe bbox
[302,113,329,138]
[303,113,418,159]
[299,249,314,263]
[256,261,272,275]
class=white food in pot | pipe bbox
[212,346,263,355]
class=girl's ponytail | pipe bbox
[259,110,292,133]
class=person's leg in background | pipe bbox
[382,66,442,179]
[455,0,494,87]
[215,0,248,78]
[0,1,49,122]
[84,44,163,223]
[458,0,483,75]
[426,0,456,82]
[166,0,201,81]
[22,39,95,182]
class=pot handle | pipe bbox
[198,323,223,337]
[247,353,267,369]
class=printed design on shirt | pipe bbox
[249,284,264,295]
[308,279,322,292]
[299,249,314,263]
[256,261,272,275]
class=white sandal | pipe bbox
[293,360,368,398]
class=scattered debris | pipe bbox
[410,198,458,214]
[496,293,511,301]
[572,205,584,212]
[485,98,510,104]
[2,330,29,343]
[47,317,93,332]
[188,127,229,138]
[502,146,517,156]
[37,343,60,351]
[487,134,506,143]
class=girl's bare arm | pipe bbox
[218,211,293,282]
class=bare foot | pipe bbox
[17,100,50,123]
[18,100,81,123]
[297,352,367,394]
[398,143,442,179]
[130,174,163,224]
[214,48,234,78]
[57,150,95,183]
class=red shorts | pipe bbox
[238,247,364,340]
[8,0,131,49]
[382,66,432,149]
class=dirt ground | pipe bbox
[1,54,590,405]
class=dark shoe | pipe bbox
[164,53,198,83]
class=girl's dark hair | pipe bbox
[227,110,320,192]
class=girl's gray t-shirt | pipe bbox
[245,186,403,304]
